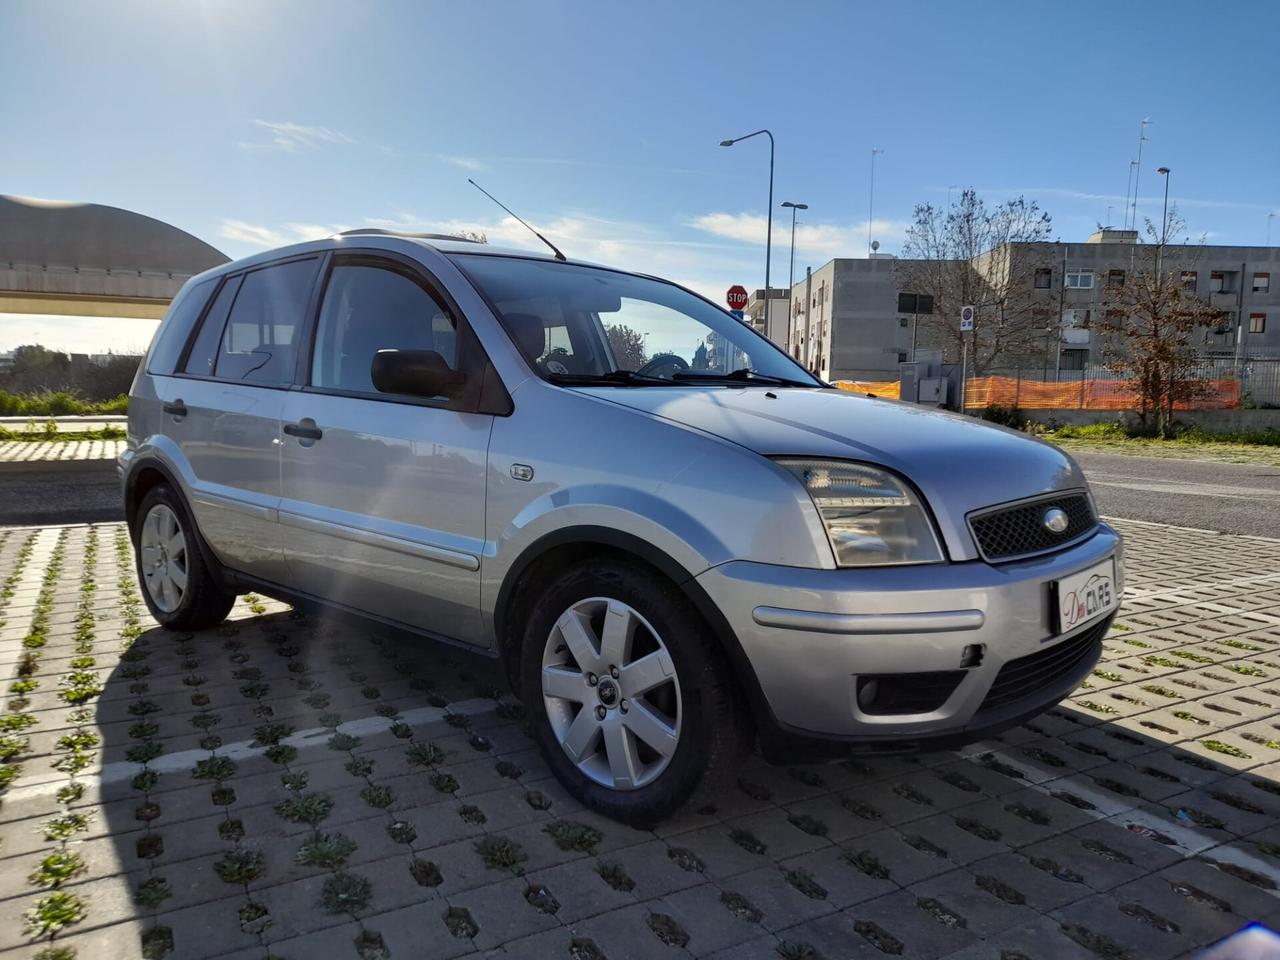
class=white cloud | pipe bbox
[238,120,355,153]
[219,220,345,248]
[690,211,907,260]
[438,154,485,172]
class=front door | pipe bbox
[278,255,493,645]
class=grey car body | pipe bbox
[122,232,1122,819]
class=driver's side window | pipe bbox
[311,262,458,395]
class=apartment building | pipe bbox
[785,230,1280,381]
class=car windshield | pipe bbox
[451,254,821,387]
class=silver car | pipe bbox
[122,232,1123,823]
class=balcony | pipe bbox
[1210,292,1237,310]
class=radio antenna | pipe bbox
[468,179,566,261]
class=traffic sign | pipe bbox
[726,285,749,311]
[960,305,975,332]
[730,309,745,321]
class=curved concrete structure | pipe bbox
[0,195,229,319]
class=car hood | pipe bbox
[578,386,1087,561]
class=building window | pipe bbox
[1065,270,1093,289]
[1107,269,1126,287]
[1034,268,1052,289]
[1254,272,1271,294]
[896,292,933,314]
[1181,270,1197,289]
[1210,271,1227,293]
[1251,313,1267,334]
[897,351,909,362]
[899,317,909,327]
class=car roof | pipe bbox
[186,231,612,289]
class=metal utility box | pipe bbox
[899,362,920,402]
[919,377,948,405]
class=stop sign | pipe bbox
[726,285,749,310]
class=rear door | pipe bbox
[163,255,322,582]
[278,253,493,645]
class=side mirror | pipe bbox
[370,349,466,399]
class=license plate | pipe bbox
[1052,558,1117,634]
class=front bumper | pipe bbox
[695,524,1123,749]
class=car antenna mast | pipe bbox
[467,179,566,261]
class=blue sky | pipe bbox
[3,0,1278,350]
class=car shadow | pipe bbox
[35,601,1280,959]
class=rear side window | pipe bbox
[183,275,241,377]
[146,277,217,374]
[213,258,318,385]
[310,262,458,395]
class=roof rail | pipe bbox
[337,228,481,243]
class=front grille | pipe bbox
[969,492,1096,562]
[856,670,965,716]
[979,618,1108,714]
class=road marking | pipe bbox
[1105,515,1280,544]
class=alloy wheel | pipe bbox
[139,503,188,613]
[541,597,682,790]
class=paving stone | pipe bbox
[450,874,564,951]
[725,862,841,929]
[573,902,700,960]
[648,881,768,954]
[941,913,1120,960]
[1050,892,1207,959]
[524,854,639,923]
[844,888,980,958]
[906,866,1042,939]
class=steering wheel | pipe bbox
[636,353,689,379]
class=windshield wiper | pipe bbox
[672,367,813,388]
[547,369,675,386]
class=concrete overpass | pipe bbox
[0,195,229,319]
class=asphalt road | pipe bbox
[3,449,1278,539]
[1072,450,1280,539]
[0,461,123,527]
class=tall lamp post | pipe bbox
[868,147,884,257]
[720,130,776,311]
[781,201,807,353]
[1156,167,1171,275]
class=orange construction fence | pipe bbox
[834,380,901,399]
[833,375,1242,410]
[963,375,1241,411]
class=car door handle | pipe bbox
[163,401,187,418]
[283,422,323,441]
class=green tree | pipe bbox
[604,323,647,370]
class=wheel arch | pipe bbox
[493,526,769,725]
[123,455,232,590]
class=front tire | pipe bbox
[133,484,235,630]
[520,559,749,825]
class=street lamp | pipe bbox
[781,201,807,353]
[780,202,808,294]
[868,147,884,257]
[1156,167,1171,274]
[720,130,775,313]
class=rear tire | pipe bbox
[133,484,236,630]
[520,558,749,826]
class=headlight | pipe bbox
[777,459,943,567]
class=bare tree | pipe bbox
[1090,210,1218,438]
[895,189,1054,373]
[456,229,488,244]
